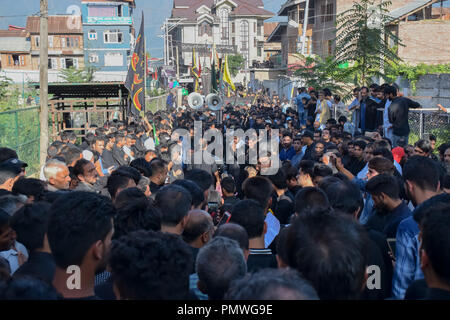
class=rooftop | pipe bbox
[26,16,83,34]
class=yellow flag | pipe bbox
[223,55,236,91]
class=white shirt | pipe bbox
[383,99,393,140]
[0,241,29,275]
[144,136,156,151]
[123,145,135,162]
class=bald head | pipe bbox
[182,210,214,248]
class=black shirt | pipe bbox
[112,145,128,167]
[247,249,278,273]
[95,277,116,300]
[425,288,450,300]
[405,279,428,300]
[302,144,316,161]
[345,157,366,176]
[13,252,55,285]
[101,149,116,169]
[388,97,421,137]
[150,181,163,194]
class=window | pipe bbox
[73,58,79,69]
[60,58,66,69]
[232,37,235,46]
[240,20,249,68]
[66,58,74,69]
[104,52,123,66]
[88,30,97,40]
[104,30,123,43]
[89,5,116,17]
[89,53,99,63]
[232,22,235,33]
[48,58,58,69]
[321,3,334,23]
[61,37,66,48]
[257,46,262,57]
[254,22,256,34]
[219,8,230,44]
[254,37,257,48]
[48,58,57,69]
[11,54,20,66]
[198,21,212,37]
[257,21,262,36]
[48,36,53,48]
[35,36,40,47]
[118,5,122,17]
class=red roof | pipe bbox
[172,0,273,20]
[264,22,279,37]
[26,16,83,34]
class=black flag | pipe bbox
[125,12,145,117]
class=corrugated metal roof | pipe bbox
[0,37,31,52]
[171,0,272,21]
[26,16,83,34]
[0,30,29,38]
[278,0,305,16]
[387,0,435,21]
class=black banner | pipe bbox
[125,12,145,117]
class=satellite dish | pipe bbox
[205,94,224,111]
[188,92,204,110]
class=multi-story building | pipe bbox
[169,0,273,80]
[263,22,281,61]
[81,0,135,74]
[0,29,32,71]
[26,15,84,71]
[271,0,450,65]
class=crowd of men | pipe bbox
[0,83,449,300]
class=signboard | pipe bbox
[87,17,132,25]
[180,43,237,54]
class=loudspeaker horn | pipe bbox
[187,92,204,110]
[205,93,224,111]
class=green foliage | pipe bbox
[60,66,97,83]
[0,107,40,176]
[228,54,245,77]
[0,75,12,99]
[334,0,403,86]
[293,54,354,101]
[385,62,450,94]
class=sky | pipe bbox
[0,0,448,58]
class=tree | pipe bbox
[0,74,12,99]
[60,66,97,83]
[293,54,353,100]
[334,0,402,86]
[227,54,245,77]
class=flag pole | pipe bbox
[143,13,146,114]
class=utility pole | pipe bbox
[176,45,180,79]
[39,0,49,168]
[301,0,310,55]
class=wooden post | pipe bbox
[39,0,49,167]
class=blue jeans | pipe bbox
[298,110,306,126]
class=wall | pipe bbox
[0,53,32,70]
[397,20,450,65]
[313,0,421,56]
[82,1,133,72]
[410,73,450,109]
